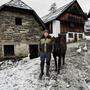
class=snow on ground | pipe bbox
[0,41,89,90]
[85,36,90,40]
[0,57,41,90]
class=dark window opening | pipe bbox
[74,34,77,42]
[4,45,14,56]
[86,29,90,32]
[68,33,73,38]
[49,23,53,34]
[79,34,83,38]
[69,22,75,28]
[15,17,22,25]
[29,45,39,59]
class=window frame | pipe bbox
[68,33,73,38]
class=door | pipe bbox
[29,45,39,59]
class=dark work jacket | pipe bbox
[39,35,52,53]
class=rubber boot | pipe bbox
[39,62,44,80]
[39,72,44,80]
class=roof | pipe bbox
[0,0,45,29]
[4,0,33,10]
[42,4,69,23]
[42,0,83,23]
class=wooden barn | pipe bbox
[0,0,45,59]
[42,0,87,42]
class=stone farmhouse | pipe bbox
[0,0,45,59]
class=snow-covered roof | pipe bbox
[4,0,33,10]
[42,0,77,23]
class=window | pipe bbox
[15,17,22,25]
[4,45,14,56]
[29,45,39,59]
[79,34,83,38]
[68,33,73,38]
[86,29,90,32]
[69,22,75,28]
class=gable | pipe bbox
[0,0,45,30]
[0,10,44,43]
[57,0,86,20]
[66,2,84,15]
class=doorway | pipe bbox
[29,45,39,59]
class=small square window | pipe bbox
[69,33,73,38]
[15,17,22,25]
[69,23,75,28]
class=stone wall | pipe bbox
[15,43,29,58]
[0,10,43,58]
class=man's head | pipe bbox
[43,30,49,37]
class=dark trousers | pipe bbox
[40,52,51,74]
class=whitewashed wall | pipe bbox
[52,20,60,37]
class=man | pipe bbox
[39,30,52,79]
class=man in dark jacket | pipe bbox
[39,30,52,79]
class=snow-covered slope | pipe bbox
[85,36,90,40]
[0,42,90,90]
[0,57,41,90]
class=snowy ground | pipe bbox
[0,41,90,90]
[85,36,90,40]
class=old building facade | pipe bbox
[42,0,87,42]
[0,0,45,59]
